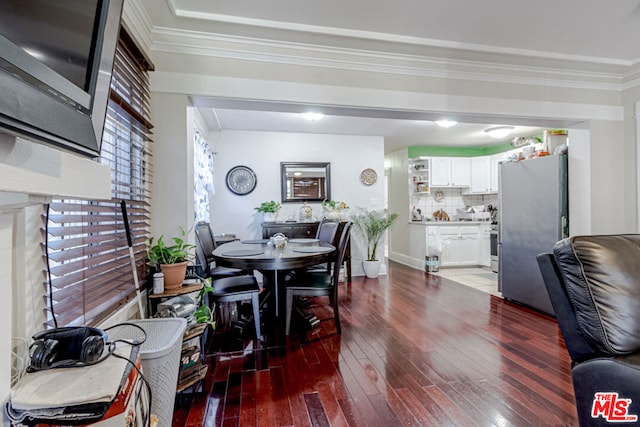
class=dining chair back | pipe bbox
[195,221,251,279]
[285,222,351,335]
[315,219,339,243]
[306,219,340,274]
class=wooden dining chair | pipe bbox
[203,275,263,350]
[285,222,351,335]
[195,221,252,279]
[304,219,340,274]
[316,219,339,242]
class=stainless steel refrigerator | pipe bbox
[498,154,568,315]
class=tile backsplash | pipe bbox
[411,188,498,221]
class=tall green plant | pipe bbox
[351,209,398,261]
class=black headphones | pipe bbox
[28,326,108,372]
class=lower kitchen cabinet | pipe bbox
[478,223,491,267]
[427,224,486,267]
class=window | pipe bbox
[43,29,154,327]
[193,129,214,223]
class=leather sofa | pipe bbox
[537,234,640,426]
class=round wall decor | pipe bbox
[360,168,377,186]
[226,165,257,195]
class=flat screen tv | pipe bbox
[0,0,123,158]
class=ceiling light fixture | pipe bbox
[485,126,514,139]
[435,120,458,128]
[301,112,324,121]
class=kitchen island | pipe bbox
[406,221,491,268]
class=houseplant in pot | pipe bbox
[321,199,349,220]
[255,200,281,222]
[351,208,399,278]
[146,227,195,290]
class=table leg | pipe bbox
[274,268,279,316]
[258,269,289,345]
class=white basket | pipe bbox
[110,318,187,427]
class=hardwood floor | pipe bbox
[173,261,577,426]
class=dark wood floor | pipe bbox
[173,261,577,426]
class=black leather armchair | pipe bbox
[537,235,640,426]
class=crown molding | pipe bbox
[166,0,632,68]
[149,25,627,92]
[125,0,640,93]
[122,0,156,57]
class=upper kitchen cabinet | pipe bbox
[409,158,430,194]
[431,157,471,187]
[490,152,509,193]
[469,156,491,193]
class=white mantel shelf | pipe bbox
[0,134,111,202]
[0,192,50,213]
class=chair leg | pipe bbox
[251,292,261,349]
[334,296,341,334]
[285,290,294,335]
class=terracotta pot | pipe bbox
[161,261,188,290]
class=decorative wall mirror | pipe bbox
[281,162,331,203]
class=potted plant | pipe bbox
[351,209,399,278]
[255,200,281,222]
[321,200,349,220]
[146,227,195,290]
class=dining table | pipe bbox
[212,237,336,341]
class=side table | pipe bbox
[147,281,209,394]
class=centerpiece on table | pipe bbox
[146,227,195,290]
[255,200,282,222]
[351,208,399,278]
[321,199,349,220]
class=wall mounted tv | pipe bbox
[0,0,123,158]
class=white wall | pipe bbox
[568,127,591,236]
[150,93,194,241]
[209,130,385,275]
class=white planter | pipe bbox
[263,212,278,222]
[362,260,381,278]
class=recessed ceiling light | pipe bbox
[435,120,458,128]
[485,126,514,139]
[301,112,324,121]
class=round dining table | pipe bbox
[212,238,336,339]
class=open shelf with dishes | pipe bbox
[409,158,431,195]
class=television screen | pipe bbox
[0,0,122,157]
[0,1,99,93]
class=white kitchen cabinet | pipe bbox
[428,224,480,267]
[430,157,450,187]
[431,157,470,187]
[478,223,491,267]
[490,152,509,192]
[451,158,471,186]
[470,156,491,193]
